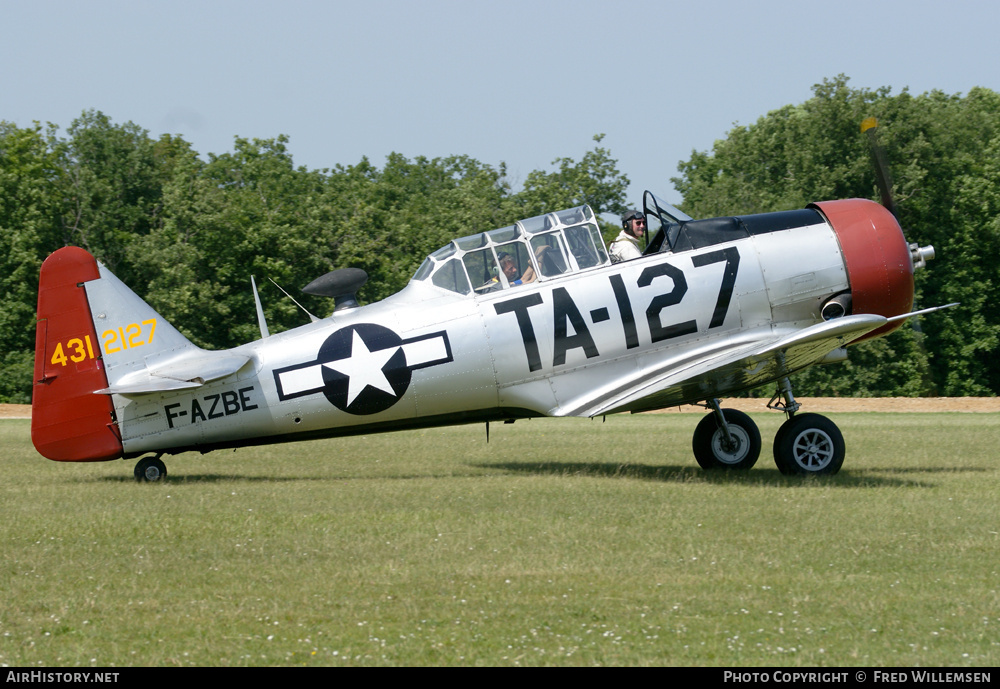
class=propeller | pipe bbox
[861,117,898,217]
[860,117,958,399]
[861,117,935,269]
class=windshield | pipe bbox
[643,191,692,253]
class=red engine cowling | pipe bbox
[812,198,914,340]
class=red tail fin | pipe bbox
[32,247,123,461]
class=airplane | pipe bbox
[30,127,949,482]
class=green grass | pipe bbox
[2,412,998,666]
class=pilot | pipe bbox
[610,210,646,262]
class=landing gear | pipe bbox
[692,401,761,470]
[134,455,167,483]
[692,378,846,475]
[773,413,845,475]
[768,377,844,476]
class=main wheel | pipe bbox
[692,409,761,470]
[134,456,167,483]
[773,413,845,475]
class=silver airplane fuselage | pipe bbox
[31,195,924,476]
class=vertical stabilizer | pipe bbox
[32,247,123,461]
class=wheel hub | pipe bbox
[713,427,750,463]
[794,431,833,469]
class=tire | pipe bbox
[692,409,761,470]
[773,413,845,476]
[134,457,167,483]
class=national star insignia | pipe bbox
[322,330,400,406]
[272,324,453,415]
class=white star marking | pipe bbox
[322,330,401,406]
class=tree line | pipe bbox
[674,76,999,398]
[1,76,997,403]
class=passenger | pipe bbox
[610,210,646,262]
[483,252,525,291]
[499,252,523,285]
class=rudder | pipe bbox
[32,247,123,461]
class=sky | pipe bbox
[3,0,998,207]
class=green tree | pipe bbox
[128,135,334,348]
[938,124,1000,394]
[50,110,164,287]
[0,122,62,402]
[672,77,1000,396]
[124,136,234,348]
[324,153,518,303]
[514,134,630,243]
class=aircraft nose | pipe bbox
[811,198,914,338]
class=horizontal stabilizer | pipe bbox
[96,351,251,395]
[32,246,250,460]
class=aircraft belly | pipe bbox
[407,341,498,416]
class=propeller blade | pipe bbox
[861,117,898,218]
[861,118,936,275]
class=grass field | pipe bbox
[2,412,998,667]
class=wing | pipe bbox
[556,314,890,418]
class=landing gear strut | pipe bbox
[769,377,845,476]
[691,377,845,476]
[692,399,761,470]
[134,455,167,482]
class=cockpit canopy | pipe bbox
[412,205,609,295]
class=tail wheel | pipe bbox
[773,413,845,476]
[692,408,761,470]
[134,456,167,483]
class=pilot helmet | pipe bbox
[622,209,644,229]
